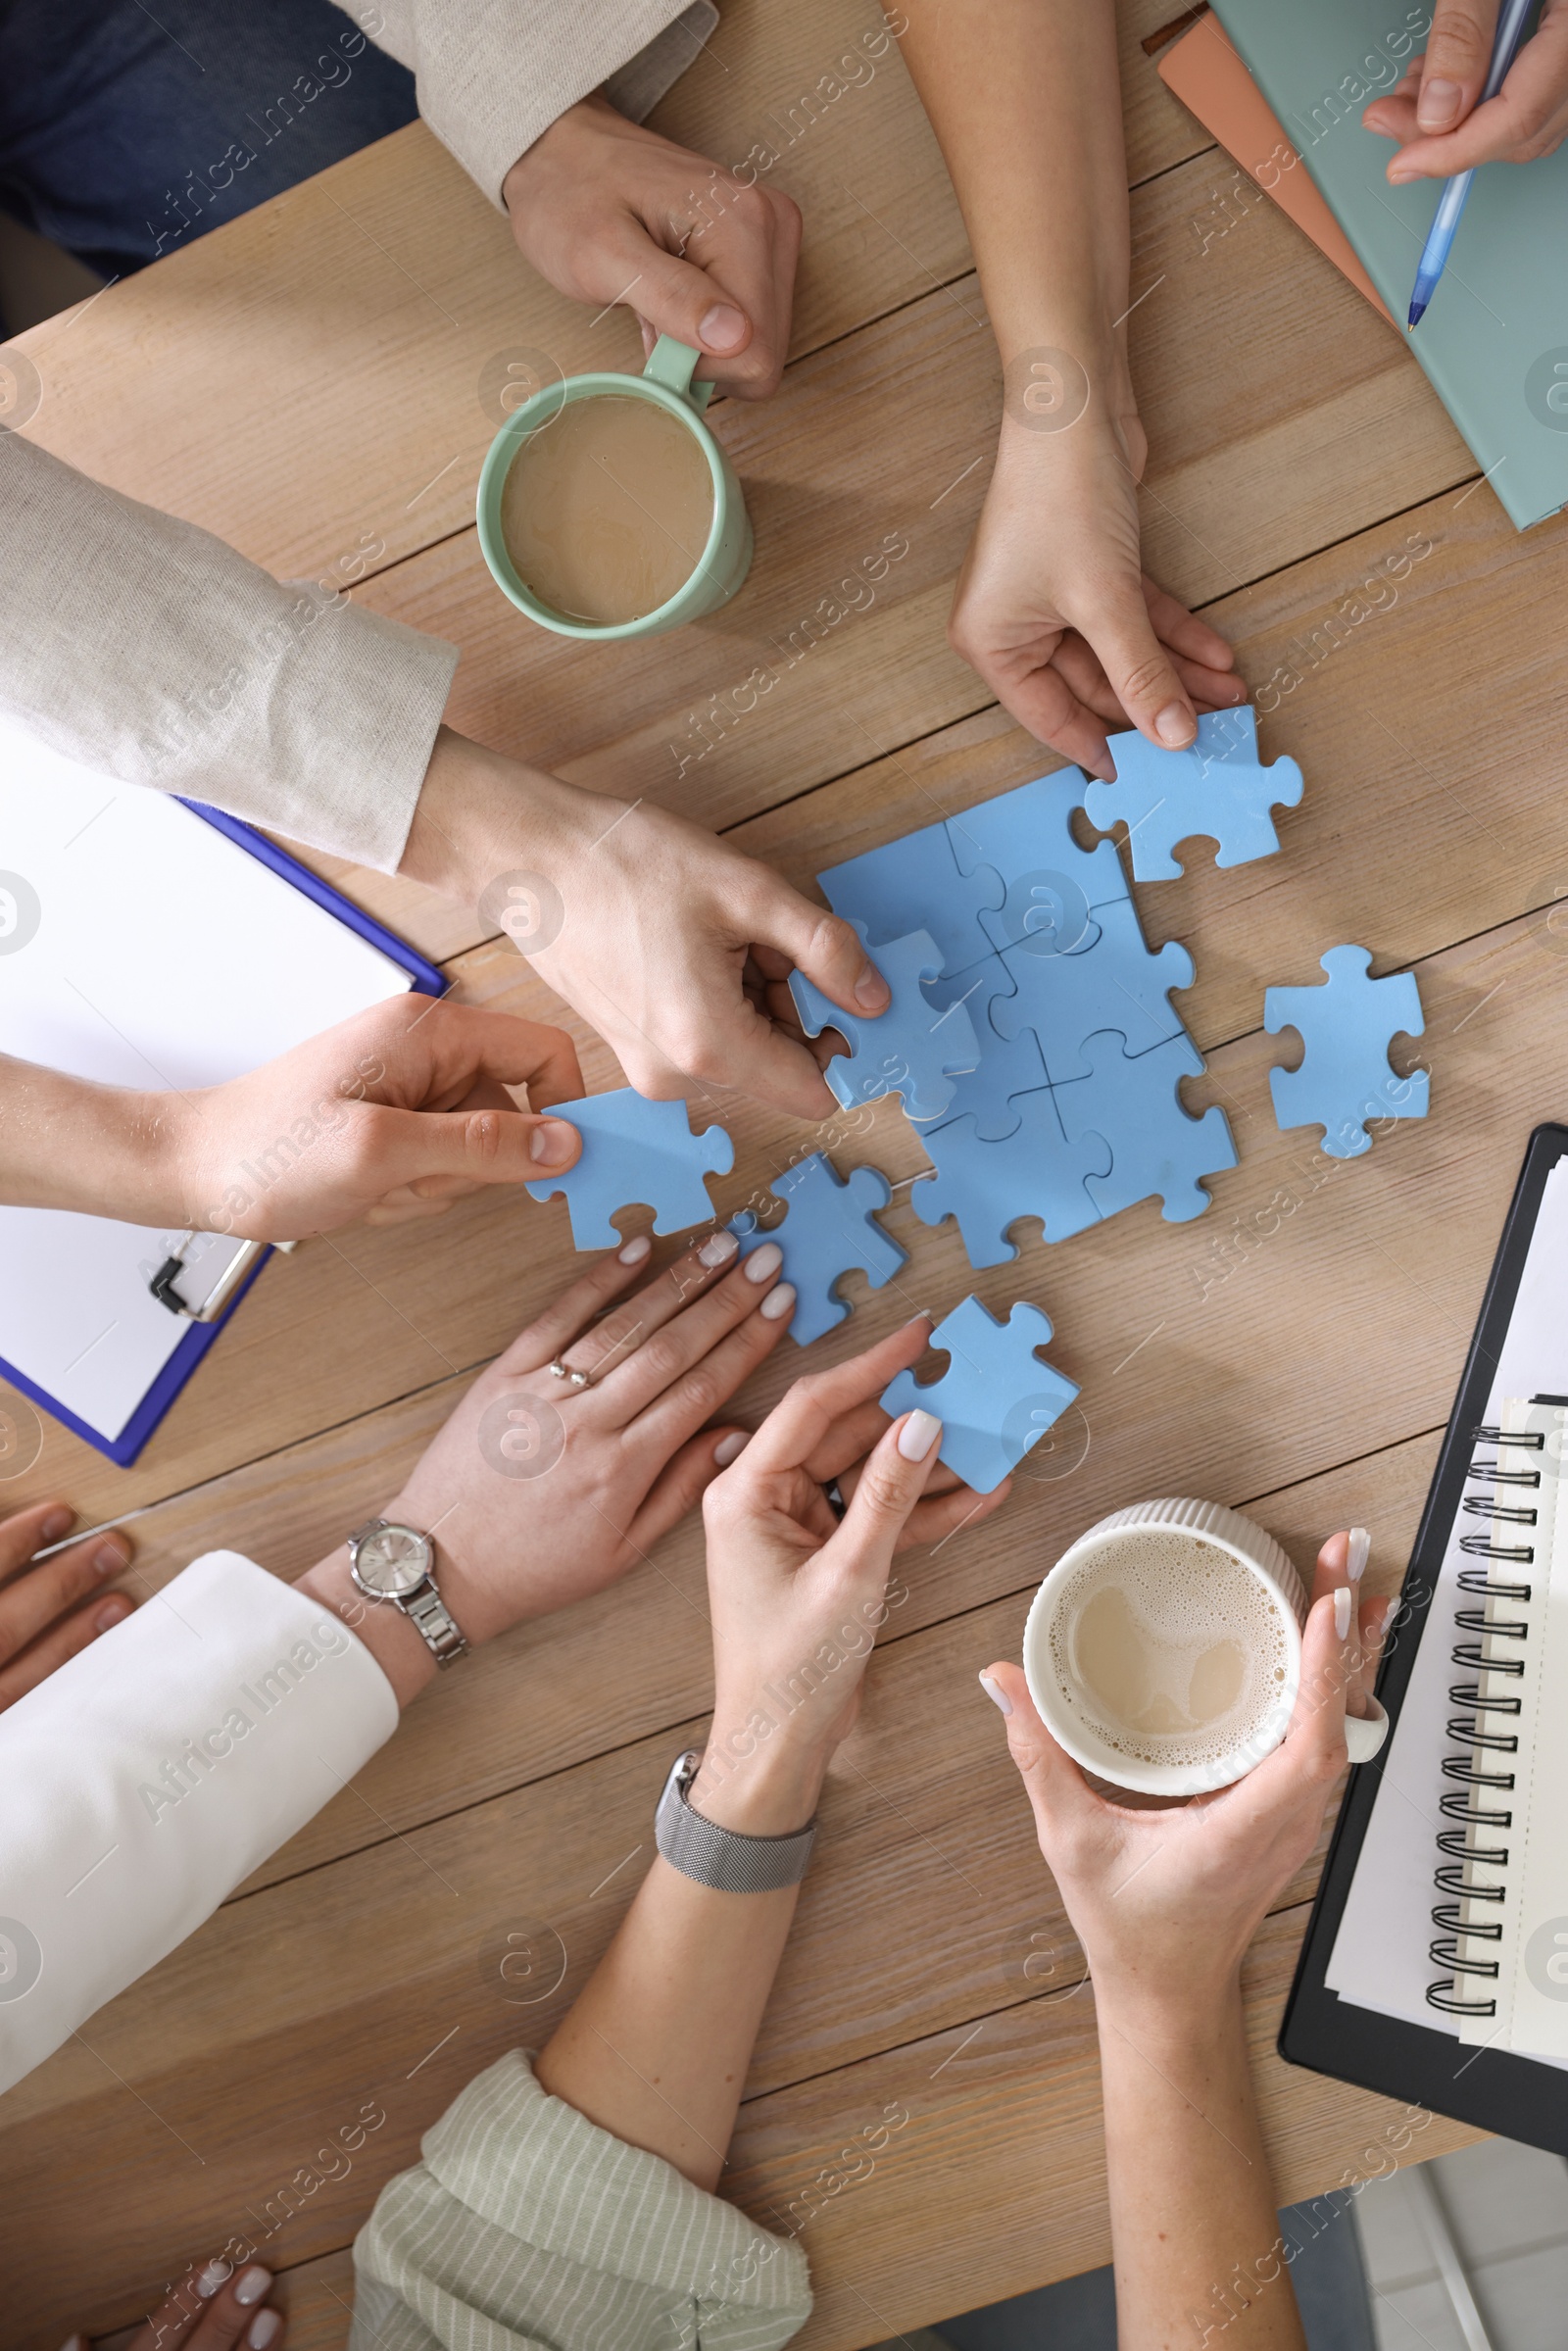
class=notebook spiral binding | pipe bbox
[1426,1423,1544,2017]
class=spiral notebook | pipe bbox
[1439,1397,1568,2055]
[1283,1126,1568,2154]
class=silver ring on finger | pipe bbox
[549,1358,593,1390]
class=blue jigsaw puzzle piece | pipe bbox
[881,1294,1078,1494]
[1084,708,1304,882]
[816,821,1002,979]
[1264,944,1428,1161]
[790,924,981,1125]
[945,769,1129,961]
[730,1153,906,1345]
[989,894,1195,1084]
[911,1087,1110,1266]
[1054,1029,1237,1224]
[921,966,1052,1142]
[525,1088,734,1250]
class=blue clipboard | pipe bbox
[0,801,447,1469]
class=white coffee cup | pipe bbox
[1023,1497,1312,1797]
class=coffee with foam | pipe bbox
[1044,1528,1291,1773]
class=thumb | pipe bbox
[361,1102,582,1199]
[749,876,891,1020]
[630,239,754,365]
[1083,578,1198,760]
[978,1660,1100,1842]
[828,1407,945,1584]
[1416,2,1497,133]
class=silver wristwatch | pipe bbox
[654,1749,816,1892]
[347,1518,468,1668]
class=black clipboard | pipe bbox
[1280,1121,1568,2154]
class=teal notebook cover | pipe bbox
[1211,0,1568,529]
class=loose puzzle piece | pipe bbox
[880,1294,1079,1495]
[817,820,1002,979]
[1054,1029,1238,1224]
[989,894,1195,1084]
[945,768,1129,960]
[1264,944,1428,1161]
[790,924,981,1124]
[524,1088,734,1250]
[1084,707,1304,882]
[730,1153,906,1345]
[911,1087,1110,1265]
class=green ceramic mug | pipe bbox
[475,335,754,641]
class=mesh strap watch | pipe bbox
[347,1518,468,1669]
[655,1748,817,1892]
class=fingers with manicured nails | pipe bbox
[596,1244,790,1426]
[741,1318,935,1476]
[978,1660,1100,1840]
[559,1229,757,1393]
[623,1426,753,1555]
[0,1586,134,1709]
[825,1407,945,1578]
[488,1233,660,1377]
[125,2262,282,2351]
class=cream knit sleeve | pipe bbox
[351,2048,811,2351]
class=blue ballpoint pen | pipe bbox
[1407,0,1536,328]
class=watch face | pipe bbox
[356,1525,431,1598]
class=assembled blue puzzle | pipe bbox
[524,1088,734,1250]
[946,766,1129,959]
[988,894,1195,1084]
[1054,1029,1238,1224]
[730,1153,906,1344]
[1084,708,1304,882]
[912,1088,1108,1264]
[816,820,1003,980]
[880,1294,1078,1494]
[789,924,981,1124]
[1264,945,1428,1161]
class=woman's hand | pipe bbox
[0,1499,132,1708]
[1364,3,1568,176]
[981,1531,1390,2024]
[950,407,1246,784]
[503,95,802,398]
[65,2259,284,2351]
[298,1227,801,1701]
[692,1321,1009,1832]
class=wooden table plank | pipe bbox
[9,2,1207,593]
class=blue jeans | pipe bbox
[0,0,416,285]
[935,2194,1376,2350]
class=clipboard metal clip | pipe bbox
[148,1233,294,1323]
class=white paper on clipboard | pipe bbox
[0,720,413,1444]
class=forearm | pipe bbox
[898,0,1130,358]
[397,724,599,908]
[0,1055,185,1223]
[1097,1982,1306,2349]
[536,1737,824,2189]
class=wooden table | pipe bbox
[10,1,1554,2340]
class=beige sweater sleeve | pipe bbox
[355,0,720,205]
[351,2048,812,2351]
[0,430,457,871]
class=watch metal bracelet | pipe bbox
[404,1580,468,1668]
[655,1748,816,1892]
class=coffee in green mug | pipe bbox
[476,337,754,640]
